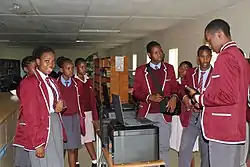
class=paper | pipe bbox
[115,56,124,72]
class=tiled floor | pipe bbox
[65,145,201,167]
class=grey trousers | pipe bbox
[29,113,64,167]
[209,141,241,167]
[147,113,171,167]
[240,123,249,167]
[178,112,210,167]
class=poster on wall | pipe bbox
[115,56,124,72]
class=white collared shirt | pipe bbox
[37,70,59,113]
[149,62,161,70]
[198,66,211,90]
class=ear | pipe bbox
[60,68,63,73]
[196,57,200,65]
[23,67,28,73]
[147,53,151,59]
[36,58,40,66]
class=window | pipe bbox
[146,54,150,63]
[168,48,179,77]
[132,54,137,75]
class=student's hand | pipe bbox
[185,86,198,98]
[149,94,163,103]
[55,100,64,113]
[167,96,177,113]
[193,103,201,112]
[183,95,192,111]
[36,145,45,158]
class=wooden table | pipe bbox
[93,121,165,167]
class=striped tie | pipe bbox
[198,72,206,92]
[45,77,58,109]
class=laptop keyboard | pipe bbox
[124,119,141,126]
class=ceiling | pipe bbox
[0,0,241,50]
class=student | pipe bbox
[13,56,36,167]
[170,61,197,162]
[74,58,99,167]
[179,46,212,167]
[19,45,66,167]
[133,41,179,167]
[57,57,84,167]
[187,19,249,167]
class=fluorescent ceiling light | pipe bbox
[76,40,104,43]
[79,29,120,33]
[0,40,10,43]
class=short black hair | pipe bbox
[32,45,55,59]
[146,41,161,53]
[60,57,73,67]
[205,19,231,38]
[197,45,212,56]
[75,58,86,67]
[56,56,65,68]
[179,61,193,68]
[21,56,36,70]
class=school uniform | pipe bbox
[195,41,249,167]
[169,77,199,153]
[57,76,84,150]
[133,62,179,167]
[17,69,67,167]
[75,74,98,144]
[178,66,212,167]
[13,75,31,167]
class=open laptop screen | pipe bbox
[112,94,125,125]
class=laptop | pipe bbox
[112,94,153,127]
[102,83,135,111]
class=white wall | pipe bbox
[107,0,250,67]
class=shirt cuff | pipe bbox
[195,94,199,103]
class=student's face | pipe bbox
[148,46,164,64]
[197,50,212,70]
[178,64,189,78]
[76,62,87,75]
[24,61,36,76]
[61,62,74,78]
[36,52,55,75]
[205,31,222,53]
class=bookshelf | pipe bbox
[0,59,20,92]
[94,56,128,104]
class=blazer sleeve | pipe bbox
[132,67,150,103]
[20,79,45,149]
[179,69,194,99]
[199,53,239,107]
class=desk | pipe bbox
[93,122,165,167]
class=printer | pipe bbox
[107,120,159,164]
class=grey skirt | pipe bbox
[62,113,82,150]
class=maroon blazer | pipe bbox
[197,41,249,143]
[57,77,86,136]
[133,62,179,122]
[14,70,67,150]
[179,67,213,127]
[75,75,99,121]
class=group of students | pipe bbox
[12,46,99,167]
[133,18,249,167]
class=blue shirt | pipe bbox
[150,62,161,70]
[60,76,72,87]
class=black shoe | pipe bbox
[92,163,97,167]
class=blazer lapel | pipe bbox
[34,70,50,111]
[144,65,152,95]
[192,68,198,89]
[162,63,167,92]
